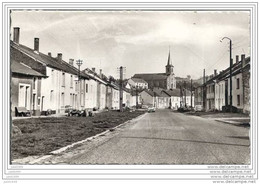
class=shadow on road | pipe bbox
[226,136,249,140]
[120,136,250,147]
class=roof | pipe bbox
[11,41,90,79]
[163,89,180,97]
[11,59,45,77]
[142,90,156,97]
[152,88,170,97]
[133,73,168,81]
[130,78,148,84]
[195,56,250,90]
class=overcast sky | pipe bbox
[11,10,250,79]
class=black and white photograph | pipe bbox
[1,2,258,184]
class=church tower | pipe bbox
[165,49,174,76]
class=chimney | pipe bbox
[13,27,20,44]
[34,38,39,52]
[92,68,95,72]
[236,55,239,63]
[48,52,52,57]
[214,69,217,76]
[100,69,102,76]
[241,54,246,67]
[69,59,74,66]
[57,53,62,62]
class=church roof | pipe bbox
[130,77,148,84]
[167,49,173,66]
[133,73,168,81]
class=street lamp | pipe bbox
[220,37,232,112]
[76,59,83,109]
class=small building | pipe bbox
[163,89,181,110]
[11,59,45,116]
[152,87,171,109]
[127,78,148,89]
[140,90,156,107]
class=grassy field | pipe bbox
[11,110,145,160]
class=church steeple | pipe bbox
[167,48,172,66]
[166,47,174,75]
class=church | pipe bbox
[133,50,176,90]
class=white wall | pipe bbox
[215,80,226,110]
[85,79,98,109]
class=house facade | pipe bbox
[127,78,148,89]
[194,54,250,113]
[11,59,45,116]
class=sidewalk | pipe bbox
[185,111,250,127]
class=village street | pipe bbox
[38,109,250,165]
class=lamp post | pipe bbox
[221,37,232,112]
[76,59,83,109]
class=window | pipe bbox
[86,84,88,93]
[37,97,41,106]
[33,78,36,90]
[75,82,78,91]
[61,92,65,107]
[237,95,240,106]
[70,75,73,88]
[51,69,54,83]
[50,90,54,102]
[237,78,240,89]
[62,73,65,87]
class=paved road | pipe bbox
[43,109,250,164]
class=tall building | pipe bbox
[133,49,176,90]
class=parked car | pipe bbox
[147,106,156,113]
[194,105,203,112]
[65,105,73,113]
[68,109,87,117]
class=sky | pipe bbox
[10,10,250,79]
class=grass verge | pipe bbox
[11,110,145,160]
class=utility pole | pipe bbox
[184,81,186,107]
[76,59,83,109]
[180,86,182,107]
[221,37,233,112]
[119,66,123,112]
[203,69,206,110]
[191,79,193,108]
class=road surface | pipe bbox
[41,109,250,165]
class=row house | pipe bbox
[82,68,108,110]
[11,27,90,116]
[194,54,250,113]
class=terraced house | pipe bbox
[11,27,90,116]
[194,54,250,113]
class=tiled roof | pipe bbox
[11,41,90,79]
[130,78,148,84]
[152,88,170,97]
[11,59,45,77]
[133,73,168,81]
[163,89,180,97]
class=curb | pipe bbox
[13,112,148,164]
[215,119,250,127]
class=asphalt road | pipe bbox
[44,109,250,165]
